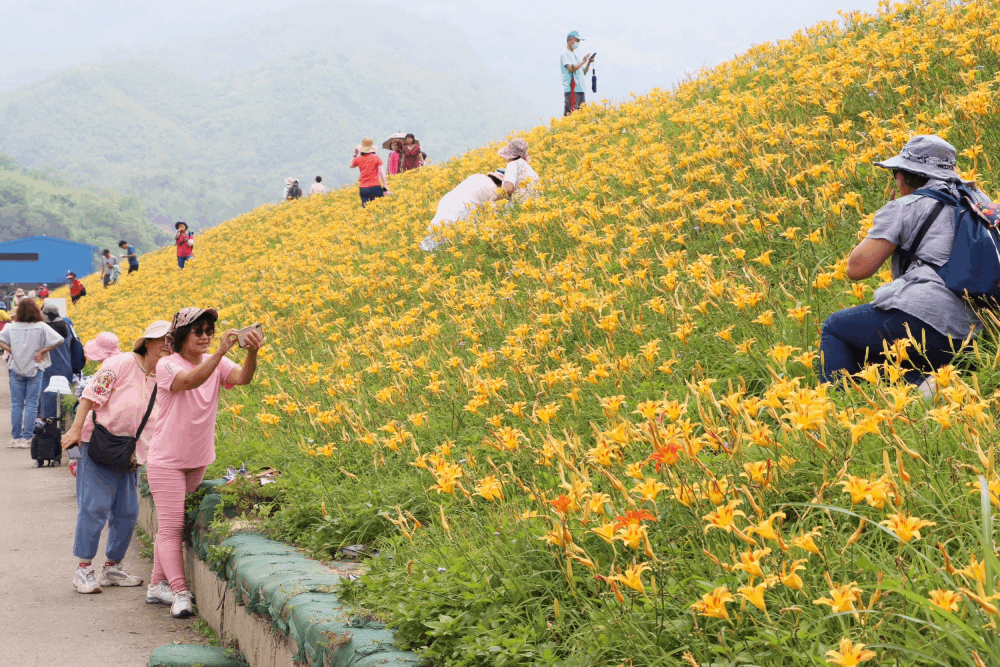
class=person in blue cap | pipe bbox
[562,31,595,116]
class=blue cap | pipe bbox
[567,31,583,40]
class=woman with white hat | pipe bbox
[350,138,388,207]
[820,134,993,393]
[61,321,171,596]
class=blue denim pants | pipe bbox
[9,371,43,439]
[72,443,140,562]
[819,304,959,384]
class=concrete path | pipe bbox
[0,371,205,666]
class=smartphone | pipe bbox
[236,323,264,348]
[67,445,82,460]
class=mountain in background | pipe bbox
[0,1,535,232]
[0,153,165,252]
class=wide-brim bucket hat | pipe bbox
[85,332,122,362]
[358,137,377,154]
[498,138,529,160]
[174,221,188,230]
[133,319,172,352]
[874,134,962,183]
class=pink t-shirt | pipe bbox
[145,352,239,469]
[81,352,159,465]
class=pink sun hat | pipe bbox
[498,138,529,160]
[84,332,122,362]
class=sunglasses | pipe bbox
[191,325,215,337]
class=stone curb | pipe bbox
[138,485,419,667]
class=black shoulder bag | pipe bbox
[88,387,157,471]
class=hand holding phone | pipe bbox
[236,323,264,349]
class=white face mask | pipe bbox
[570,41,578,51]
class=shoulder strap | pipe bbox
[898,199,946,276]
[135,386,158,440]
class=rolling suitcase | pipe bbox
[30,417,62,467]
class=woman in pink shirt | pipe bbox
[61,321,171,596]
[387,140,403,176]
[145,307,262,618]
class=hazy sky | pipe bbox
[0,0,883,117]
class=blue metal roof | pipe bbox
[0,236,98,251]
[0,236,98,283]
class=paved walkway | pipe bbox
[0,371,204,666]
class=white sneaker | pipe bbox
[72,566,102,594]
[170,590,194,618]
[11,439,30,449]
[146,580,174,605]
[98,563,144,587]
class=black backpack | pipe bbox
[288,184,302,199]
[68,323,85,374]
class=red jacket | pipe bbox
[176,232,194,258]
[69,279,83,296]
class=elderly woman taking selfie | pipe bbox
[145,307,262,618]
[62,321,171,595]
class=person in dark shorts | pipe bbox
[119,240,139,274]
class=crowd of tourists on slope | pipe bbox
[41,29,588,303]
[282,133,428,208]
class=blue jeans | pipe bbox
[10,371,43,439]
[359,186,384,207]
[177,255,193,269]
[73,443,140,561]
[820,304,959,384]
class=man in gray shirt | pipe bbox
[100,249,120,288]
[819,135,990,394]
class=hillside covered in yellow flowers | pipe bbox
[66,1,1000,664]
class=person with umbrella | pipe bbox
[562,30,595,115]
[383,133,406,176]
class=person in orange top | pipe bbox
[350,138,388,207]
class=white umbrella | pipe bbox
[382,132,407,150]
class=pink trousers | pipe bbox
[147,465,207,592]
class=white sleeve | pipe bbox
[503,161,520,188]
